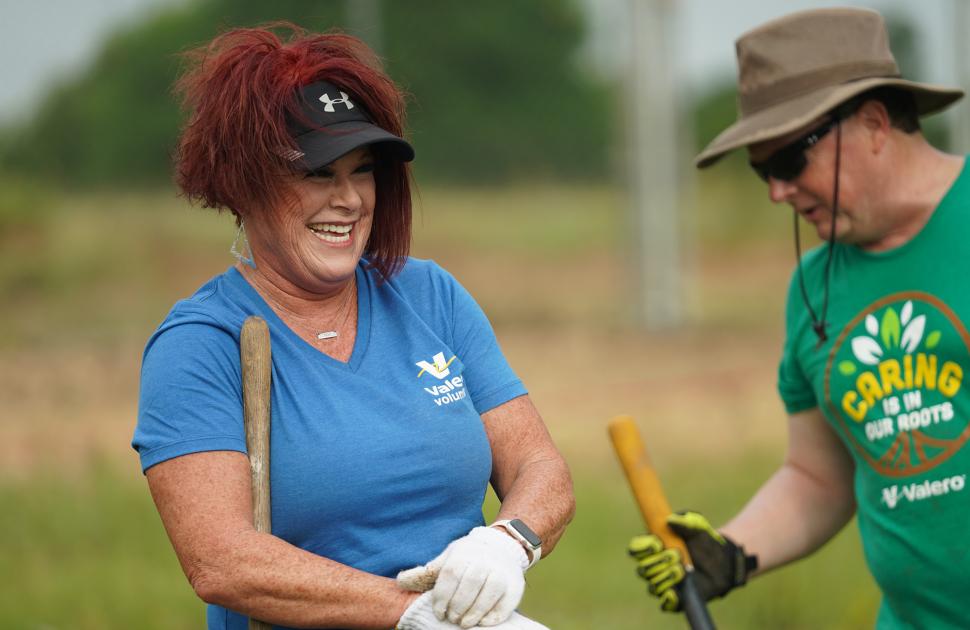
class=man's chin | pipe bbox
[817,228,855,245]
[811,225,831,242]
[812,219,847,243]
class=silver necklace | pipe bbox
[316,283,356,341]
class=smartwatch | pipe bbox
[491,518,542,569]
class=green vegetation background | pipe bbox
[0,0,613,187]
[4,1,950,627]
[0,181,882,629]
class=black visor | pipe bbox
[286,81,414,171]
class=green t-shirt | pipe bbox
[778,158,970,629]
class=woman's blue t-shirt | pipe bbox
[133,257,527,629]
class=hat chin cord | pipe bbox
[793,120,841,349]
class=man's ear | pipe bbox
[855,99,892,153]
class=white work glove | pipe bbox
[397,526,529,628]
[397,592,454,629]
[397,592,549,630]
[489,611,549,630]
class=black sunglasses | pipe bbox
[749,117,839,182]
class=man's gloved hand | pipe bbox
[396,592,549,630]
[628,510,757,612]
[397,526,528,628]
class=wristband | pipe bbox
[491,518,542,569]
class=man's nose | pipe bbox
[768,176,798,203]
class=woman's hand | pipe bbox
[397,526,527,627]
[397,395,573,629]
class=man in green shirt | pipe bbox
[628,8,969,628]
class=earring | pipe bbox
[230,222,256,269]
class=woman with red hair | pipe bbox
[132,24,573,630]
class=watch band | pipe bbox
[491,518,542,569]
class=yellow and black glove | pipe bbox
[628,511,757,612]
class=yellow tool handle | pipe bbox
[608,415,692,565]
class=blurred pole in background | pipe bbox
[953,0,970,152]
[627,0,682,330]
[347,0,383,56]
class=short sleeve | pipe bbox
[777,271,818,414]
[133,320,247,472]
[439,268,527,414]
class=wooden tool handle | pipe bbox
[608,415,692,565]
[241,316,272,630]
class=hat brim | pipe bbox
[695,78,964,169]
[294,121,415,171]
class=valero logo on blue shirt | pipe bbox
[415,351,467,407]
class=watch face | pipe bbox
[510,519,542,548]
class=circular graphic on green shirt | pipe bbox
[824,291,970,477]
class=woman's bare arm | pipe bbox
[147,450,418,629]
[482,395,575,555]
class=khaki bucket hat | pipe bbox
[695,7,964,168]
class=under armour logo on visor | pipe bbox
[318,91,355,113]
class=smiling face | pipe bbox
[242,146,377,297]
[747,103,890,247]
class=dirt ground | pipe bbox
[0,239,794,481]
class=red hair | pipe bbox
[174,23,412,279]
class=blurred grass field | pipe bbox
[0,173,879,628]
